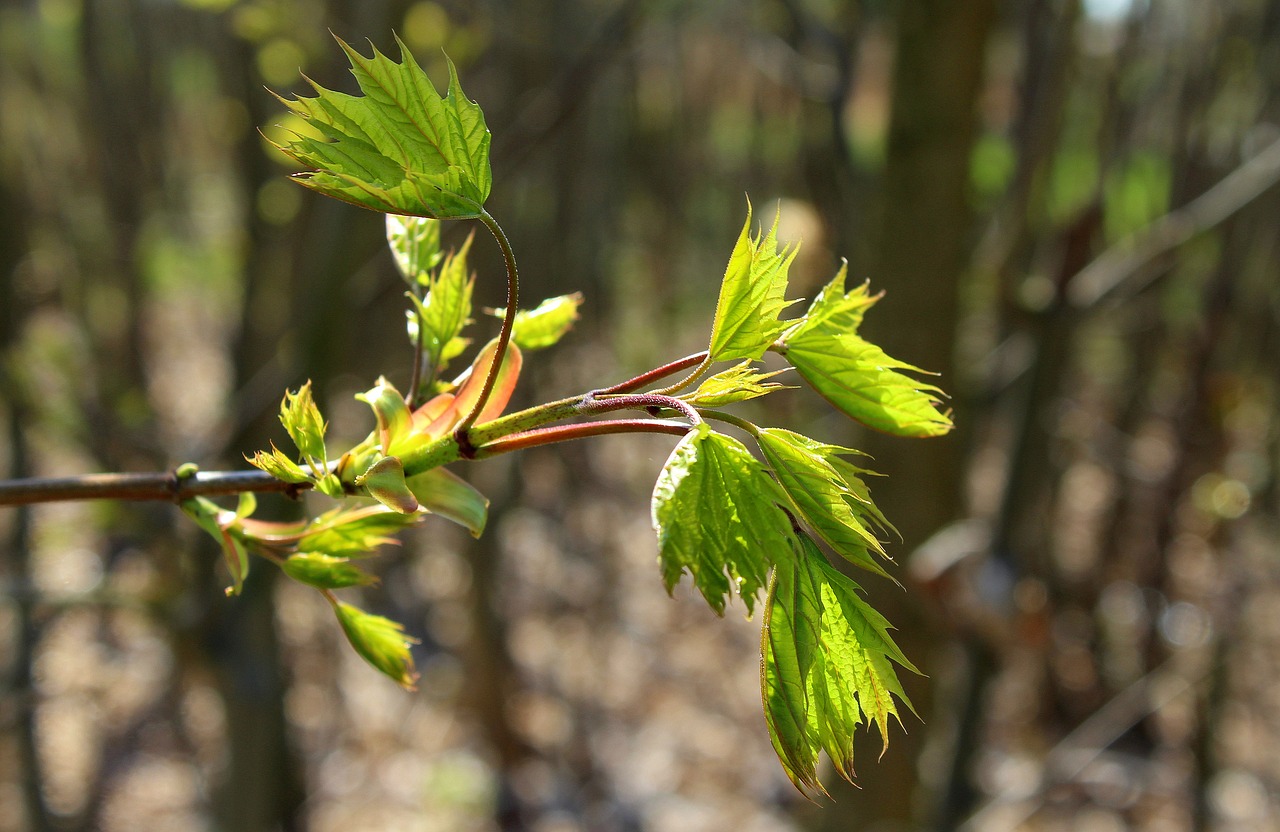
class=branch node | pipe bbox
[454,427,478,460]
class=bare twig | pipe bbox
[0,469,300,506]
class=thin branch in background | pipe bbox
[1068,135,1280,310]
[958,661,1202,832]
[2,375,54,832]
[493,0,648,172]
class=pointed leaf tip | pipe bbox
[709,201,799,363]
[761,535,919,795]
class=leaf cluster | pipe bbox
[231,35,955,789]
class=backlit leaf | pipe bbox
[298,505,419,557]
[681,360,793,408]
[780,330,953,438]
[756,428,893,582]
[387,214,443,284]
[494,293,583,351]
[271,36,491,219]
[784,263,879,338]
[651,424,796,615]
[283,553,378,589]
[334,602,419,689]
[407,233,474,389]
[355,456,419,514]
[356,377,413,456]
[708,202,799,362]
[246,443,312,484]
[762,534,918,795]
[180,496,251,597]
[406,467,489,537]
[280,381,328,466]
[424,338,522,434]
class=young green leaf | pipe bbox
[784,263,879,338]
[756,428,894,582]
[708,203,799,362]
[681,360,793,408]
[355,456,419,514]
[387,214,443,284]
[334,602,419,689]
[298,505,419,557]
[246,443,312,484]
[314,473,346,499]
[778,330,953,438]
[282,553,378,589]
[181,496,252,596]
[405,467,489,537]
[356,378,414,456]
[762,534,919,795]
[493,292,584,351]
[270,36,491,219]
[280,381,328,466]
[651,424,796,615]
[408,234,475,386]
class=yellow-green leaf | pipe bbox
[494,293,584,351]
[279,381,328,465]
[356,377,414,456]
[355,456,419,514]
[270,36,491,219]
[406,467,488,537]
[681,360,793,408]
[282,553,377,589]
[651,424,796,615]
[298,505,419,557]
[761,534,918,795]
[334,602,419,689]
[756,428,894,582]
[785,263,879,337]
[246,443,312,484]
[387,214,443,284]
[780,331,953,438]
[708,202,799,362]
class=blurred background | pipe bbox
[2,0,1279,830]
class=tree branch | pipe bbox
[0,469,301,506]
[1067,135,1280,309]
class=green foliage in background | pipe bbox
[183,36,954,796]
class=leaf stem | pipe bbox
[474,419,690,457]
[650,352,715,396]
[579,392,703,426]
[406,287,427,407]
[597,351,709,395]
[699,409,761,436]
[455,210,518,437]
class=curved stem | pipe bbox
[699,409,760,436]
[475,419,690,458]
[406,288,427,407]
[580,392,702,426]
[455,210,518,436]
[598,351,709,395]
[0,469,304,506]
[650,352,715,396]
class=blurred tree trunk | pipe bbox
[807,2,995,829]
